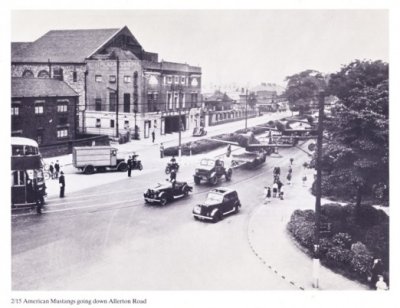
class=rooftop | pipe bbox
[12,77,79,98]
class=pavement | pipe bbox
[35,110,369,290]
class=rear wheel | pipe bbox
[84,165,95,174]
[160,197,167,206]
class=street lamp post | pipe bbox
[312,90,325,289]
[178,87,182,158]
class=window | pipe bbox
[174,76,179,84]
[95,75,103,82]
[95,99,102,111]
[12,106,20,116]
[38,70,50,78]
[53,68,64,81]
[123,93,130,113]
[96,118,101,128]
[181,93,185,108]
[109,92,117,112]
[22,70,34,78]
[167,76,172,84]
[110,119,115,128]
[167,92,172,109]
[124,76,131,83]
[174,92,179,109]
[72,71,77,82]
[133,72,138,86]
[57,129,68,138]
[181,76,186,84]
[124,120,129,129]
[57,103,68,113]
[109,75,116,83]
[35,105,44,115]
[12,170,26,186]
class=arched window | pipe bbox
[37,70,50,78]
[22,70,34,78]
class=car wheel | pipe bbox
[139,163,143,171]
[117,162,128,172]
[234,205,240,213]
[160,197,167,206]
[183,187,189,197]
[212,211,222,223]
[194,176,201,185]
[194,216,199,221]
[209,176,218,185]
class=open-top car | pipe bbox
[193,187,241,223]
[193,158,232,185]
[144,180,192,206]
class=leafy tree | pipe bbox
[320,60,389,208]
[284,70,327,115]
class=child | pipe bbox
[279,186,284,200]
[264,186,271,203]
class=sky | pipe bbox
[11,10,388,89]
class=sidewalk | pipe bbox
[247,159,368,290]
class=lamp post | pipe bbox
[171,84,183,157]
[312,90,325,289]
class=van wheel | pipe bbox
[84,165,95,174]
[118,162,128,172]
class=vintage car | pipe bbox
[193,158,232,185]
[193,187,241,223]
[192,126,207,137]
[144,180,193,206]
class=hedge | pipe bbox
[287,203,389,287]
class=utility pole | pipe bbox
[245,89,248,131]
[312,90,325,289]
[116,56,120,138]
[178,87,182,157]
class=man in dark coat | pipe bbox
[127,156,132,177]
[49,163,54,179]
[54,161,60,179]
[59,171,65,198]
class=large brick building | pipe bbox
[11,77,78,146]
[11,26,202,139]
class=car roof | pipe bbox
[209,187,236,195]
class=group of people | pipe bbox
[47,161,65,199]
[264,158,294,203]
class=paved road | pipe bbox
[12,145,308,290]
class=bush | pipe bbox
[350,242,373,278]
[325,246,354,269]
[287,210,315,249]
[363,223,389,264]
[332,232,352,249]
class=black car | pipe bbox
[193,187,241,223]
[144,180,192,206]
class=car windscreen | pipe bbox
[200,159,214,167]
[204,192,223,205]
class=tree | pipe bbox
[248,92,257,109]
[320,60,388,208]
[284,70,327,115]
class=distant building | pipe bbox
[11,77,78,147]
[251,83,287,112]
[11,26,202,139]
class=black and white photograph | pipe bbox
[2,1,399,308]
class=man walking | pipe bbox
[59,171,65,198]
[49,162,54,179]
[151,129,155,143]
[127,156,132,177]
[160,143,165,158]
[54,160,60,179]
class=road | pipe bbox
[12,145,309,290]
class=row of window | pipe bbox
[22,69,77,82]
[95,73,138,84]
[95,119,129,129]
[11,101,69,116]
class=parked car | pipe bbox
[193,187,241,223]
[144,180,192,206]
[193,158,232,185]
[192,126,207,137]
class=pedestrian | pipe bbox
[286,172,292,185]
[54,160,60,179]
[226,144,232,157]
[34,179,44,214]
[170,169,177,182]
[290,158,294,165]
[279,186,284,200]
[151,129,155,143]
[302,174,307,186]
[288,165,292,174]
[376,275,388,291]
[369,259,384,288]
[127,156,132,177]
[264,186,271,203]
[160,143,165,159]
[277,180,283,193]
[59,171,65,198]
[272,182,278,198]
[49,162,54,179]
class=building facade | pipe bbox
[11,77,78,146]
[11,26,202,140]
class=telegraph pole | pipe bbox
[312,90,325,288]
[178,87,182,157]
[116,56,120,138]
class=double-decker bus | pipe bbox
[11,137,46,207]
